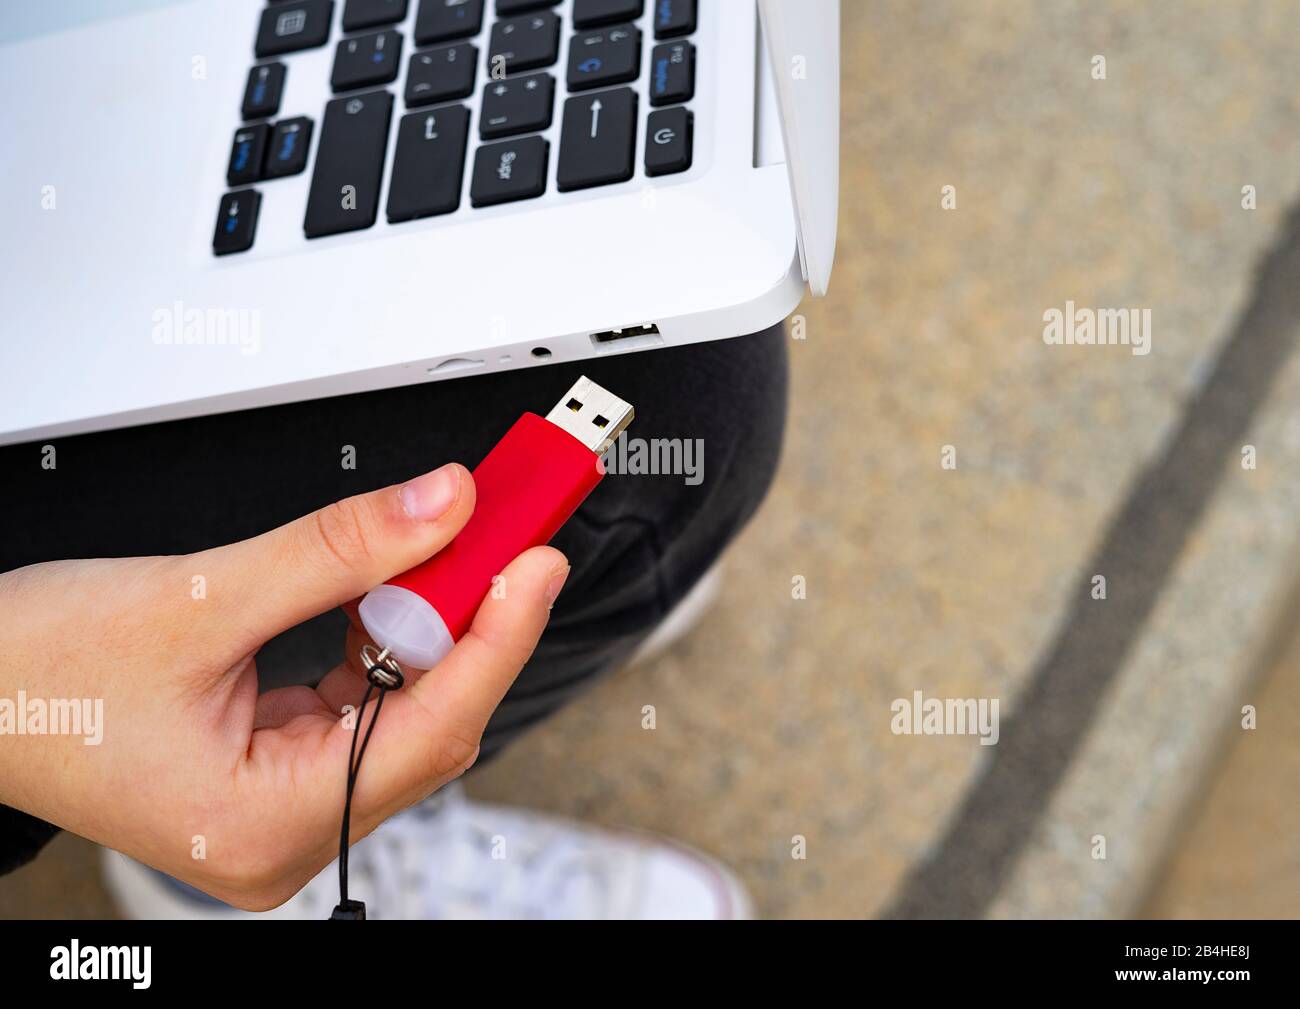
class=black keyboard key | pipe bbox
[255,0,334,57]
[331,29,403,91]
[566,24,640,91]
[242,62,286,120]
[645,105,691,175]
[649,40,693,105]
[573,0,642,29]
[496,0,558,12]
[470,135,548,206]
[227,123,270,186]
[213,190,261,256]
[479,72,554,139]
[406,43,477,106]
[653,0,695,39]
[264,116,314,177]
[556,87,636,191]
[415,0,483,44]
[488,12,560,74]
[343,0,409,30]
[387,106,470,221]
[304,90,394,237]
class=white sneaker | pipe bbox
[101,784,751,920]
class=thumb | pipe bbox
[197,463,475,647]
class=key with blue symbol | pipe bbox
[649,40,693,106]
[265,117,314,178]
[227,123,270,186]
[652,0,696,40]
[241,62,286,120]
[566,24,641,91]
[331,29,404,92]
[213,190,261,256]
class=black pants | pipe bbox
[0,324,788,874]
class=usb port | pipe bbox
[589,324,664,354]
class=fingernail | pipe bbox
[399,464,461,522]
[545,563,570,606]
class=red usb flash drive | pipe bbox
[358,376,634,670]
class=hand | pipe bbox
[0,463,568,909]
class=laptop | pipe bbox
[0,0,838,445]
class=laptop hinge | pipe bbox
[757,0,840,296]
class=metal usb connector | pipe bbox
[544,376,635,457]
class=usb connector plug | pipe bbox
[544,376,635,457]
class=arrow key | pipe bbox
[557,86,637,191]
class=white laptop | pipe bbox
[0,0,838,445]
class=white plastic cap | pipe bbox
[358,584,455,671]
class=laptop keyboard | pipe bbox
[215,0,698,255]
